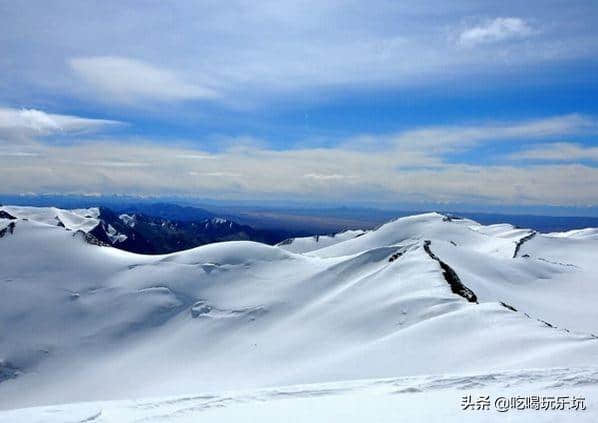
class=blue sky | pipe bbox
[1,1,598,213]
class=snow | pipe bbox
[205,217,233,228]
[118,213,136,227]
[0,205,100,232]
[105,223,127,243]
[545,227,598,239]
[2,368,596,422]
[277,229,366,253]
[1,207,597,420]
[307,213,524,259]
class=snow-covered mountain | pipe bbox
[276,228,366,253]
[1,208,598,421]
[0,205,284,254]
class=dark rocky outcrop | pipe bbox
[500,301,518,312]
[388,252,403,262]
[513,231,537,258]
[73,230,110,247]
[423,240,478,303]
[0,361,21,382]
[0,222,16,238]
[0,210,17,220]
[441,213,464,222]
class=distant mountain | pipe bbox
[115,202,215,222]
[0,205,288,254]
[0,197,219,224]
[447,211,598,233]
[5,194,598,235]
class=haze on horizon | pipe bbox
[1,1,598,214]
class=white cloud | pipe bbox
[69,57,219,103]
[175,154,216,160]
[391,114,595,153]
[0,151,39,157]
[511,142,598,161]
[0,107,121,136]
[304,173,357,180]
[2,3,597,110]
[3,141,598,206]
[1,113,597,206]
[78,160,150,168]
[459,17,534,46]
[1,114,597,206]
[189,171,241,177]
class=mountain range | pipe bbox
[0,205,289,254]
[1,207,597,421]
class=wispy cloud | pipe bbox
[0,151,40,157]
[459,17,534,46]
[3,2,596,110]
[511,142,598,161]
[0,107,121,137]
[304,173,358,180]
[2,113,597,206]
[69,57,219,104]
[3,142,598,206]
[189,171,241,177]
[1,2,596,212]
[392,114,595,152]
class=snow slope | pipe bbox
[1,209,597,420]
[2,368,597,422]
[277,229,366,253]
[0,205,100,232]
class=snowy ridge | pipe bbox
[0,205,100,232]
[545,227,598,239]
[0,206,275,254]
[1,208,598,421]
[277,229,366,253]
